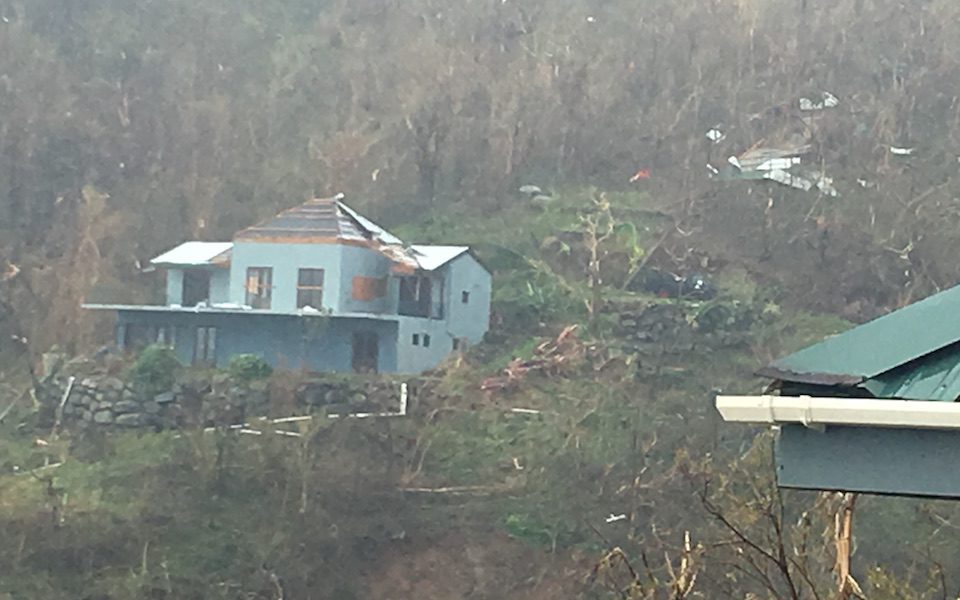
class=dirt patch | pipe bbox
[366,532,587,599]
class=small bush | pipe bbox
[129,344,181,395]
[227,354,273,383]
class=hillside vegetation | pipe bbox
[3,0,960,598]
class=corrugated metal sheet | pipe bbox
[150,242,233,266]
[235,198,370,242]
[410,245,469,271]
[765,285,960,401]
[763,285,960,384]
[339,202,404,245]
[861,344,960,401]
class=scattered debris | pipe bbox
[512,457,524,470]
[510,408,542,415]
[519,184,544,196]
[705,128,726,143]
[629,268,717,300]
[629,168,651,182]
[756,156,801,171]
[720,143,839,195]
[605,513,628,523]
[763,169,813,191]
[1,262,20,282]
[799,91,839,111]
[481,325,596,394]
[890,146,915,156]
[706,164,720,176]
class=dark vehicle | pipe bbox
[631,268,717,300]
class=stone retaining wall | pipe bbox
[36,369,411,432]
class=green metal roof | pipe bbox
[761,285,960,400]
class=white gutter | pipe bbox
[716,395,960,431]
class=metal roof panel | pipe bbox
[765,285,960,383]
[410,245,469,271]
[150,242,233,267]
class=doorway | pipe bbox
[182,270,211,306]
[352,332,379,373]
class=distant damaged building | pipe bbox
[85,197,492,374]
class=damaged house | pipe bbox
[85,196,492,374]
[716,284,960,498]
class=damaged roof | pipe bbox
[762,285,960,400]
[234,197,403,244]
[164,197,478,274]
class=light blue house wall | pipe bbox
[339,245,394,314]
[776,424,960,498]
[210,270,231,304]
[164,268,231,305]
[116,310,398,373]
[396,317,456,373]
[444,254,492,345]
[229,242,343,312]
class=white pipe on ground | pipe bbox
[716,395,960,431]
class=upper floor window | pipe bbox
[399,276,443,319]
[246,267,273,309]
[461,291,470,304]
[297,268,325,309]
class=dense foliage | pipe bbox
[3,0,960,598]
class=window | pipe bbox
[398,276,443,319]
[412,334,420,346]
[246,267,273,309]
[423,334,431,348]
[297,268,324,309]
[194,327,217,365]
[462,291,470,304]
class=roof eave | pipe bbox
[756,365,864,386]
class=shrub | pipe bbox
[128,344,181,395]
[227,354,273,383]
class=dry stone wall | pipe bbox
[35,364,411,433]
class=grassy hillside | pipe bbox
[1,190,956,599]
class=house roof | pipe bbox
[411,245,470,271]
[234,197,402,245]
[761,284,960,400]
[149,198,478,275]
[150,242,233,267]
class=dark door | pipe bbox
[352,332,379,373]
[182,270,211,306]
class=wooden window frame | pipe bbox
[246,267,273,309]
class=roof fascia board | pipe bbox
[717,394,960,430]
